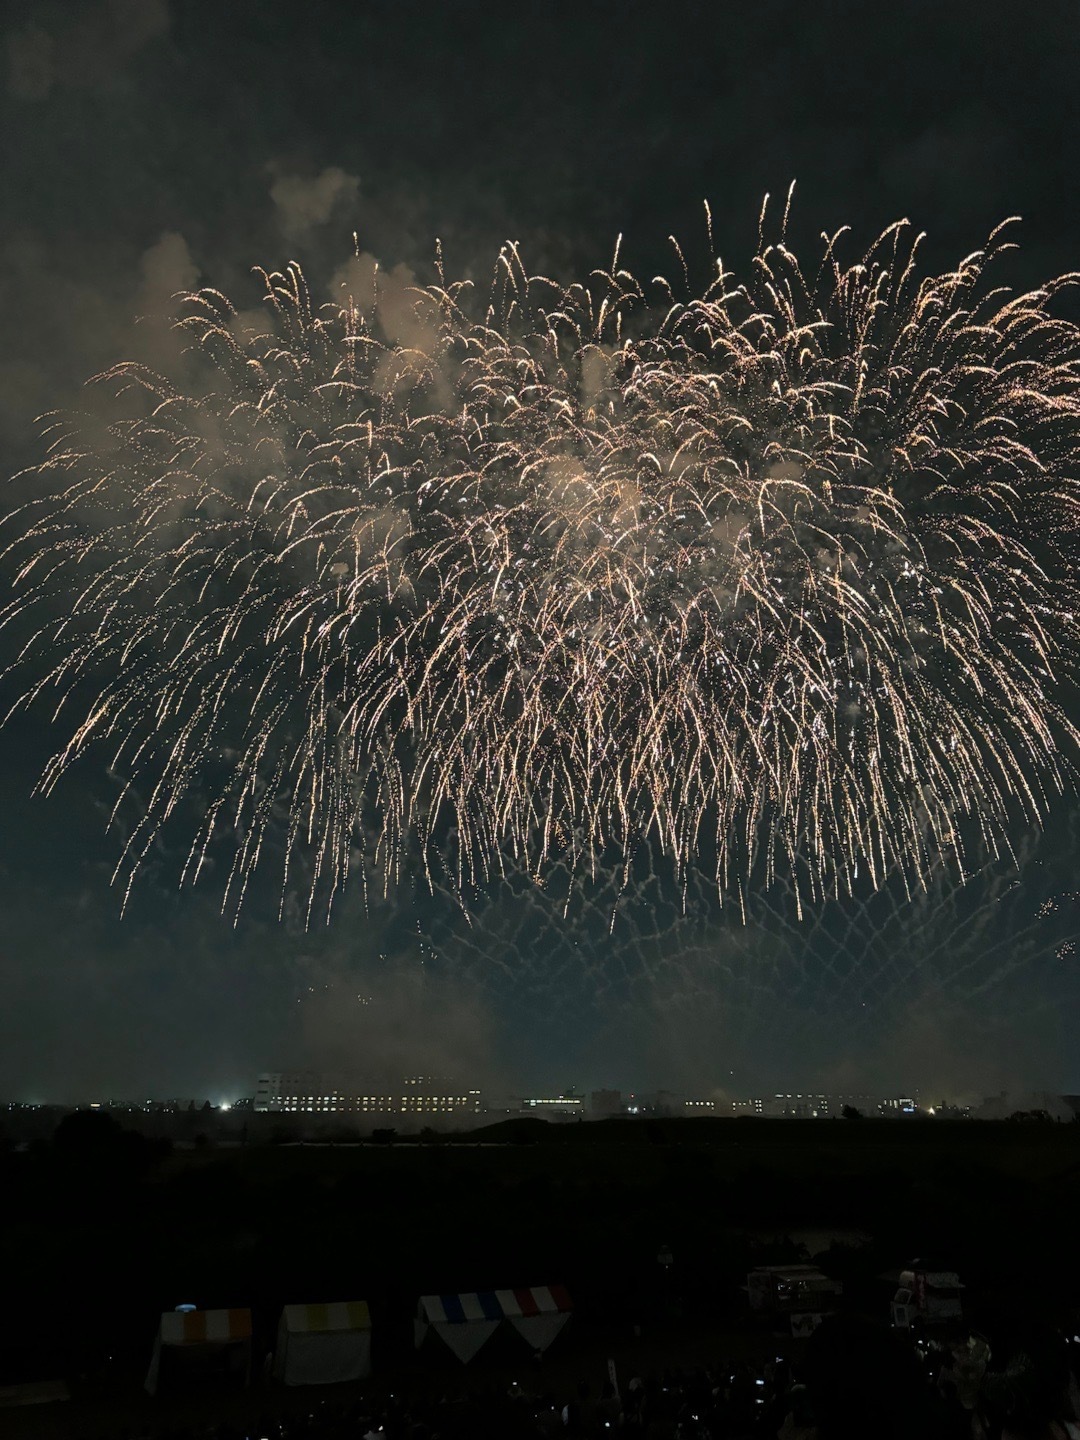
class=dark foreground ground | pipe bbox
[4,1115,1080,1435]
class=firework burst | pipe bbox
[4,191,1080,920]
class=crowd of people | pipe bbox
[69,1316,1080,1440]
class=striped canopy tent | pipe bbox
[499,1285,573,1353]
[145,1308,252,1395]
[273,1301,372,1386]
[415,1287,572,1364]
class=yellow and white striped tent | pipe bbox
[145,1308,252,1394]
[273,1301,372,1386]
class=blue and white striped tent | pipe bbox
[415,1287,572,1363]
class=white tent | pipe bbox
[0,1381,69,1408]
[415,1287,572,1364]
[273,1301,372,1385]
[497,1286,572,1353]
[415,1293,502,1364]
[145,1308,252,1395]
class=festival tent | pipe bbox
[0,1381,69,1408]
[415,1287,572,1364]
[415,1293,504,1364]
[145,1308,252,1395]
[495,1286,573,1353]
[273,1301,372,1385]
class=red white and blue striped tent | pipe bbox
[415,1287,572,1364]
[145,1308,252,1394]
[273,1301,372,1386]
[498,1285,573,1352]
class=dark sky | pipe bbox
[1,0,1079,1104]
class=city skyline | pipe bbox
[10,1073,1075,1123]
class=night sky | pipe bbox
[2,0,1079,1105]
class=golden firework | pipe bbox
[3,194,1079,921]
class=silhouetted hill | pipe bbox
[462,1116,552,1143]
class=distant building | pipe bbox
[762,1094,831,1118]
[879,1096,918,1116]
[727,1092,927,1118]
[732,1098,764,1116]
[517,1088,585,1118]
[590,1089,623,1118]
[974,1090,1073,1122]
[683,1098,717,1113]
[833,1094,879,1116]
[254,1072,482,1119]
[620,1090,682,1116]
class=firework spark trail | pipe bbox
[403,819,1080,1045]
[3,190,1080,921]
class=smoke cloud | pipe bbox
[6,0,169,102]
[270,165,361,244]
